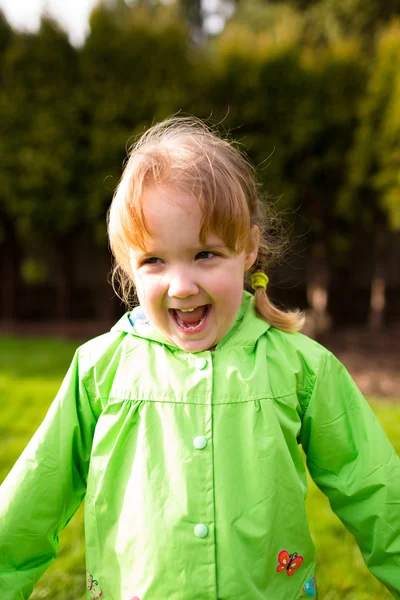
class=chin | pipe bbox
[175,338,214,353]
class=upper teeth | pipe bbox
[180,306,198,312]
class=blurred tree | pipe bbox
[266,0,318,7]
[0,9,12,57]
[105,0,205,42]
[339,20,400,330]
[222,0,302,40]
[180,0,203,41]
[319,0,400,38]
[230,0,400,48]
[372,22,400,232]
[299,0,400,49]
[0,18,81,319]
[289,41,366,333]
[0,10,17,321]
[260,0,400,25]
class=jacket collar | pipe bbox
[111,291,270,353]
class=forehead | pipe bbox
[141,185,202,238]
[143,184,199,216]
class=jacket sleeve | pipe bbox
[0,349,97,599]
[299,349,400,597]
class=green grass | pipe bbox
[0,336,86,600]
[1,335,399,600]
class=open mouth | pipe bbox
[170,305,210,333]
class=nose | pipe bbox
[167,268,199,299]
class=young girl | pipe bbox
[1,117,400,600]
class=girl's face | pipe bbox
[130,185,259,352]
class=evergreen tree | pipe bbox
[0,10,17,320]
[340,20,400,329]
[0,18,81,318]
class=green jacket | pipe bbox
[1,292,400,599]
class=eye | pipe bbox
[196,251,216,260]
[141,256,163,265]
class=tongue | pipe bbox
[175,306,207,325]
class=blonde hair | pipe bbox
[108,116,304,333]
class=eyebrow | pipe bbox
[136,242,226,256]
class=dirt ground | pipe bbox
[1,320,399,399]
[319,327,400,399]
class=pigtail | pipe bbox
[253,285,305,333]
[250,271,305,333]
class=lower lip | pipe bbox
[171,305,210,334]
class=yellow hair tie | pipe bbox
[251,272,269,291]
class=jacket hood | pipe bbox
[111,291,271,352]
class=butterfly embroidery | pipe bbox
[300,576,316,598]
[276,550,304,576]
[86,570,103,599]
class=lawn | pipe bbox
[0,335,399,600]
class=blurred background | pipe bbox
[0,0,399,337]
[0,0,399,598]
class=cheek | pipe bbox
[214,282,242,301]
[212,275,245,312]
[135,274,164,307]
[212,265,245,297]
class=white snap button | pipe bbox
[193,436,207,449]
[194,524,208,538]
[196,357,207,370]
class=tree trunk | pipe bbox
[53,238,74,320]
[368,225,387,331]
[0,233,20,323]
[304,241,332,338]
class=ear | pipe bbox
[244,225,260,271]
